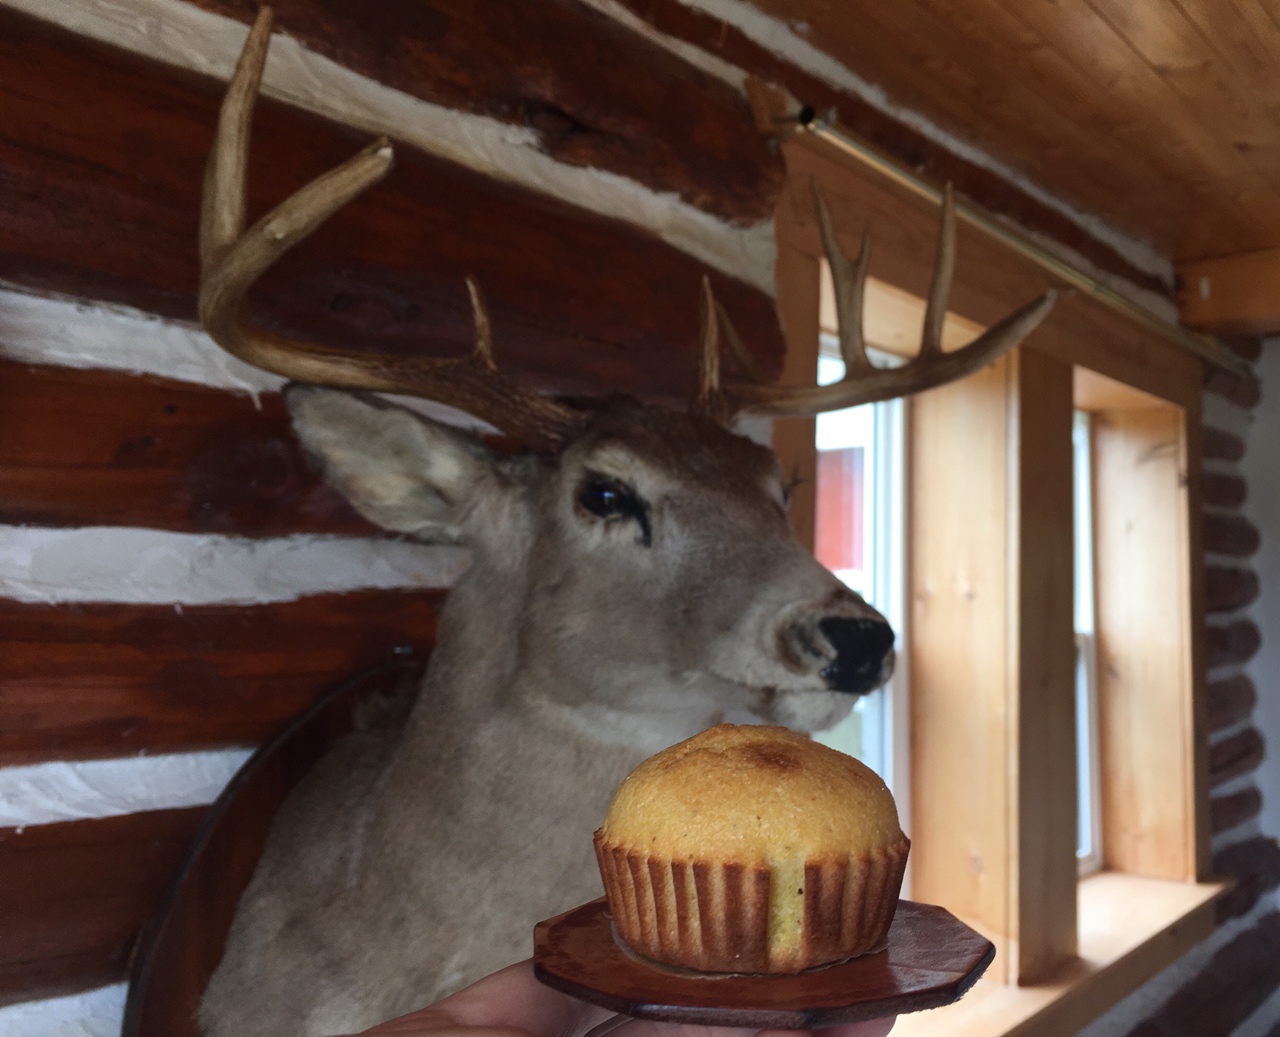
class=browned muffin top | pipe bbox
[598,723,903,864]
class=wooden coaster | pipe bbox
[533,898,994,1028]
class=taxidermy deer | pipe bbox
[196,11,1055,1037]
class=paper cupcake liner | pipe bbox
[593,833,910,974]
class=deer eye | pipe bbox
[577,475,651,545]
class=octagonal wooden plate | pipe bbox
[533,898,994,1028]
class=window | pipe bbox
[1073,411,1103,876]
[811,346,906,786]
[770,131,1222,1036]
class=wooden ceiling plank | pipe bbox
[1083,0,1280,249]
[913,0,1273,258]
[909,0,1193,239]
[754,0,1271,259]
[985,0,1250,181]
[1000,0,1277,257]
[764,0,1184,251]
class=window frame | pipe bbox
[770,130,1224,1036]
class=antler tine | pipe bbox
[920,183,956,358]
[811,180,873,374]
[200,8,270,270]
[725,183,1058,418]
[465,278,499,371]
[692,276,725,420]
[197,7,587,452]
[715,299,769,384]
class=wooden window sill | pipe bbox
[892,872,1227,1037]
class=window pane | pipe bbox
[812,350,902,785]
[1074,410,1103,873]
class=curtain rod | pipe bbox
[793,109,1250,380]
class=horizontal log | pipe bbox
[0,808,205,1006]
[1213,838,1280,922]
[1211,787,1262,835]
[1202,472,1248,509]
[1127,908,1280,1032]
[0,8,783,406]
[1201,426,1246,462]
[1204,620,1263,670]
[185,0,782,226]
[1208,674,1258,733]
[1222,336,1265,363]
[1208,727,1266,787]
[1203,513,1261,559]
[1204,566,1261,614]
[1203,366,1262,409]
[0,362,379,535]
[0,590,442,765]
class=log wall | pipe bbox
[0,0,788,1013]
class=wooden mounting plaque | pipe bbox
[533,898,994,1028]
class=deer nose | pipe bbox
[818,617,895,695]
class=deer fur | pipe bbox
[198,386,893,1037]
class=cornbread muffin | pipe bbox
[594,724,909,974]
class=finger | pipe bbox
[603,1019,897,1037]
[761,1021,897,1037]
[356,961,616,1037]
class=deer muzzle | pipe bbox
[817,616,896,695]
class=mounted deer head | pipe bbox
[197,11,1057,1036]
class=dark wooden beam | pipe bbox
[0,591,441,765]
[607,0,1171,299]
[0,363,375,536]
[0,808,206,1006]
[185,0,782,226]
[0,8,783,404]
[1178,249,1280,335]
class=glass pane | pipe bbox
[811,351,900,784]
[1074,411,1103,871]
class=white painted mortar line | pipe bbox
[0,282,499,432]
[0,980,127,1037]
[0,526,468,605]
[0,749,251,829]
[0,0,775,294]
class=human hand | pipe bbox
[354,959,894,1037]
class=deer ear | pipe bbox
[285,385,498,541]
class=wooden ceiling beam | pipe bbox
[1177,250,1280,335]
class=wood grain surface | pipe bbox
[0,363,375,536]
[0,591,441,765]
[0,808,206,1006]
[740,0,1280,264]
[184,0,782,225]
[533,898,994,1027]
[0,8,783,404]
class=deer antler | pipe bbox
[200,7,588,452]
[695,181,1057,419]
